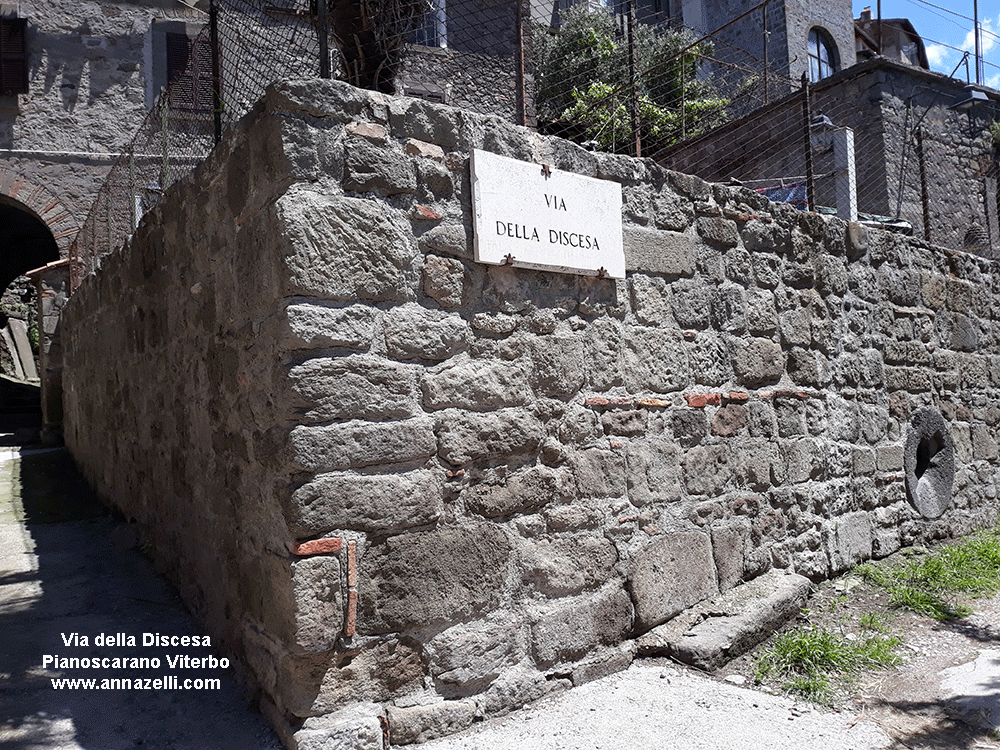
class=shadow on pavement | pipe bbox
[0,412,281,750]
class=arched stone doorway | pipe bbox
[0,197,60,291]
[0,187,66,389]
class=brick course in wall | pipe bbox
[62,79,1000,749]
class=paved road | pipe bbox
[0,430,281,750]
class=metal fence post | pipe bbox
[317,0,331,79]
[627,0,640,157]
[210,0,222,143]
[801,73,815,211]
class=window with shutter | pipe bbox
[165,32,214,112]
[0,17,29,96]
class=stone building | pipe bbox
[659,56,1000,257]
[0,0,212,379]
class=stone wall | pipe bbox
[63,79,1000,748]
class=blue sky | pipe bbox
[852,0,1000,88]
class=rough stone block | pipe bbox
[972,424,998,460]
[384,303,469,361]
[682,445,731,496]
[712,404,747,437]
[711,521,750,591]
[436,408,543,465]
[742,219,787,253]
[711,285,747,333]
[292,703,385,750]
[478,665,564,717]
[359,526,512,634]
[279,638,424,718]
[520,535,618,597]
[782,438,821,484]
[417,222,473,260]
[573,448,627,498]
[291,556,343,653]
[670,278,712,329]
[531,586,634,667]
[824,512,873,574]
[279,191,417,302]
[571,644,635,686]
[423,254,470,308]
[543,504,602,531]
[630,274,672,325]
[531,334,585,397]
[697,216,739,247]
[658,570,811,670]
[623,227,696,276]
[623,327,691,393]
[626,439,682,506]
[387,700,477,745]
[734,338,783,386]
[290,469,444,535]
[280,303,376,351]
[422,356,532,411]
[876,444,904,472]
[652,193,695,231]
[344,139,416,195]
[425,615,526,688]
[464,465,568,518]
[288,355,419,421]
[289,418,436,472]
[628,532,718,631]
[584,317,623,390]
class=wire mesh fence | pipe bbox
[70,0,1000,288]
[70,0,324,289]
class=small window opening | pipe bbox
[0,17,28,95]
[807,27,837,82]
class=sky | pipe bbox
[851,0,1000,89]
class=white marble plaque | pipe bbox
[471,149,625,278]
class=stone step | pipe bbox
[635,569,811,671]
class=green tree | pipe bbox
[533,4,727,154]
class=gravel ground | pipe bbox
[419,661,894,750]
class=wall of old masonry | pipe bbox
[62,79,1000,748]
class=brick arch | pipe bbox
[0,169,79,253]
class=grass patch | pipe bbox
[858,611,891,633]
[755,625,901,702]
[855,527,1000,621]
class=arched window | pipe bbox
[807,27,837,81]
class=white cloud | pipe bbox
[986,72,1000,90]
[926,44,951,69]
[964,20,998,56]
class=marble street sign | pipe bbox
[471,149,625,278]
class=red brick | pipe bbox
[413,204,442,220]
[726,391,750,403]
[685,393,723,407]
[293,537,342,556]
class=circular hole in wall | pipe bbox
[904,408,955,520]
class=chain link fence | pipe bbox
[70,0,1000,288]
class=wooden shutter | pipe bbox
[0,18,29,96]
